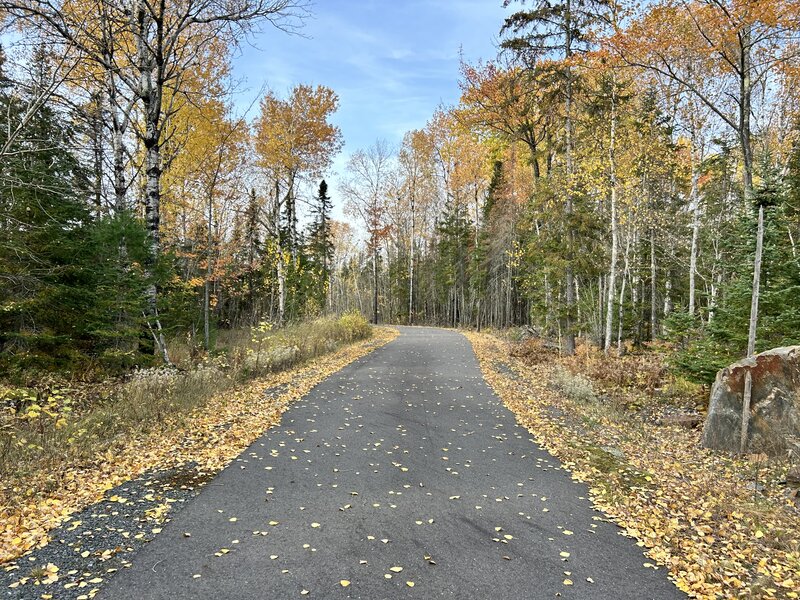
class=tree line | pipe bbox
[1,0,799,385]
[332,0,800,383]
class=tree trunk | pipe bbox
[688,147,701,316]
[741,204,764,453]
[204,194,213,350]
[373,249,379,324]
[143,132,170,363]
[605,84,619,353]
[135,0,170,364]
[409,193,415,325]
[663,273,673,336]
[90,93,103,214]
[617,228,632,355]
[739,26,754,199]
[276,253,286,326]
[562,0,576,355]
[650,228,657,339]
[112,124,127,211]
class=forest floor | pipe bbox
[0,324,398,575]
[466,331,800,599]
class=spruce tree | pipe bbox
[0,46,149,374]
[671,165,800,383]
[306,180,334,308]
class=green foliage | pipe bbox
[668,327,731,385]
[0,51,155,376]
[669,172,800,384]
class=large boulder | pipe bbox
[701,346,800,455]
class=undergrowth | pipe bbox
[0,314,372,483]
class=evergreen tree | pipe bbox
[0,47,149,374]
[306,180,334,308]
[434,199,473,327]
[671,165,800,383]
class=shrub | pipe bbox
[552,366,598,404]
[337,312,372,342]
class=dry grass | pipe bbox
[0,314,373,483]
[551,365,598,404]
[568,343,670,396]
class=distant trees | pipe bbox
[342,140,394,324]
[254,84,343,324]
[324,0,800,385]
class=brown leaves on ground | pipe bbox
[466,332,800,600]
[0,327,399,564]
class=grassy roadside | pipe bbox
[0,317,398,564]
[466,331,800,600]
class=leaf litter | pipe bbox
[466,331,800,599]
[0,328,398,597]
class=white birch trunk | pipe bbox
[741,204,764,453]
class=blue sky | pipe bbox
[233,0,508,215]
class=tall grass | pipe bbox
[0,314,372,483]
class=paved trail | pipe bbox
[103,327,683,599]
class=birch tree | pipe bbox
[342,140,393,324]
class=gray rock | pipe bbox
[787,464,800,487]
[702,346,800,454]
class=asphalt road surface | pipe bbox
[102,326,683,599]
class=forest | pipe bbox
[0,0,798,386]
[2,2,800,598]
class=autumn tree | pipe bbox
[254,83,343,324]
[458,59,554,179]
[501,0,612,354]
[162,55,248,349]
[396,129,437,324]
[616,0,800,199]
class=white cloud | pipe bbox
[232,0,508,217]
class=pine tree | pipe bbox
[306,180,334,310]
[671,164,800,383]
[434,199,473,327]
[0,46,149,373]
